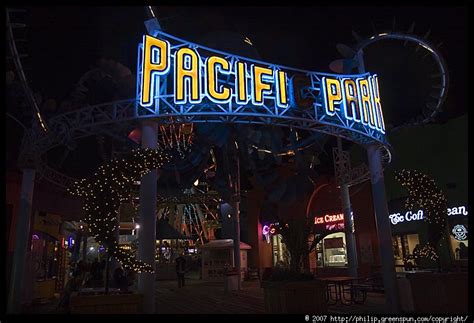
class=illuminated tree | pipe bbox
[68,148,170,273]
[395,169,448,268]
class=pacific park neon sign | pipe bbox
[137,33,386,135]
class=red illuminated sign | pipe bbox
[314,213,344,225]
[314,212,345,231]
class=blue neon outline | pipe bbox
[136,43,143,110]
[366,76,378,130]
[370,74,386,133]
[365,76,377,130]
[251,64,274,106]
[234,61,249,105]
[356,78,376,129]
[136,33,388,140]
[321,77,342,117]
[274,70,289,109]
[173,47,203,105]
[139,35,171,108]
[204,56,232,104]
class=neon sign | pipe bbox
[314,213,344,224]
[389,205,468,225]
[262,223,279,243]
[314,213,345,231]
[389,210,424,225]
[139,34,289,108]
[135,31,389,147]
[447,206,468,216]
[452,224,467,241]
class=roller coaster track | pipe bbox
[6,8,48,132]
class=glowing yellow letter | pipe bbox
[140,35,170,107]
[235,61,248,104]
[206,56,231,102]
[175,47,200,104]
[252,65,273,105]
[276,70,288,107]
[324,78,342,115]
[370,75,385,132]
[343,79,360,121]
[357,78,375,127]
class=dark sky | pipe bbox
[21,5,467,124]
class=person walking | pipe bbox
[175,253,186,288]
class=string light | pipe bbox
[395,169,448,262]
[68,148,171,273]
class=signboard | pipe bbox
[389,205,468,226]
[135,31,389,147]
[314,212,345,231]
[451,224,468,241]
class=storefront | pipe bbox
[389,201,468,270]
[270,234,289,266]
[313,212,348,269]
[446,206,468,262]
[31,211,65,303]
[261,211,350,272]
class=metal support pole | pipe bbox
[7,168,35,313]
[338,137,358,278]
[367,144,399,313]
[138,121,158,313]
[355,48,399,313]
[82,233,88,262]
[233,156,241,290]
[341,184,358,277]
[71,230,82,263]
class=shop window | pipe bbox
[271,234,289,267]
[31,232,60,281]
[450,223,468,260]
[392,236,403,259]
[392,233,420,266]
[406,234,420,255]
[315,232,347,268]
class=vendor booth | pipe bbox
[200,239,251,281]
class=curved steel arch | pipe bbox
[20,30,395,188]
[20,97,392,188]
[353,32,449,128]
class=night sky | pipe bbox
[7,5,468,176]
[20,5,467,122]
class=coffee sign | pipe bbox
[389,205,468,226]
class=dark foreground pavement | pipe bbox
[26,274,386,314]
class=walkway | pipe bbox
[156,277,265,314]
[155,275,386,314]
[25,274,387,314]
